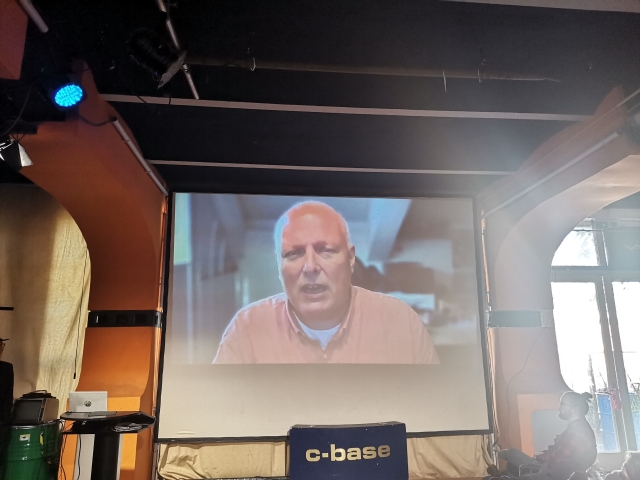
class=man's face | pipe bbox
[558,399,573,420]
[279,209,355,325]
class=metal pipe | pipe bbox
[112,119,168,196]
[602,276,638,450]
[482,131,620,218]
[181,64,200,100]
[155,0,200,99]
[102,94,588,122]
[18,0,49,33]
[592,225,631,451]
[187,56,560,82]
[616,86,640,109]
[149,159,511,176]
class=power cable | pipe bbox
[58,421,67,480]
[0,84,33,137]
[75,434,81,480]
[485,326,501,459]
[78,114,113,127]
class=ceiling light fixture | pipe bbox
[44,75,86,110]
[52,83,85,109]
[128,28,187,88]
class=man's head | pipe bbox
[558,391,591,421]
[274,202,355,329]
[0,339,7,359]
[622,451,640,480]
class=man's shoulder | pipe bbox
[569,418,596,436]
[234,293,288,322]
[353,287,417,313]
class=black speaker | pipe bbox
[87,310,161,328]
[488,310,541,328]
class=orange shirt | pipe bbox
[213,286,439,364]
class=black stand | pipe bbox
[61,411,155,480]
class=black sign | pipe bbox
[289,422,408,480]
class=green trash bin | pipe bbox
[2,421,61,480]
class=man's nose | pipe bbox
[302,248,320,273]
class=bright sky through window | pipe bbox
[552,230,598,266]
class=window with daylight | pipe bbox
[552,221,640,453]
[552,229,598,267]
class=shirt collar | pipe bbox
[285,286,357,340]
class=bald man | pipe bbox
[213,201,439,364]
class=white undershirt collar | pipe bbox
[294,314,341,350]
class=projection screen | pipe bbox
[157,193,491,440]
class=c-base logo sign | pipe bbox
[290,423,408,480]
[306,443,390,462]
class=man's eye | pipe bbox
[283,249,303,260]
[317,246,336,255]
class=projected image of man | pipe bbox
[213,201,439,364]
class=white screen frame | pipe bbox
[155,192,493,442]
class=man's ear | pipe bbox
[349,246,356,272]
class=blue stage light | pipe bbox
[53,84,85,109]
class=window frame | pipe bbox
[551,221,638,452]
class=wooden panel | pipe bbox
[0,0,27,79]
[20,62,166,311]
[21,64,165,480]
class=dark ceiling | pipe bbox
[2,1,640,196]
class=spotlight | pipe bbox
[52,84,85,109]
[128,28,186,88]
[45,76,86,110]
[0,138,33,172]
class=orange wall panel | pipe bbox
[21,64,166,480]
[489,327,568,451]
[0,0,27,79]
[20,64,166,311]
[78,327,157,397]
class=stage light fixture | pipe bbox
[0,138,33,172]
[44,75,86,111]
[128,28,186,88]
[52,83,85,109]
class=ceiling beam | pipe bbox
[149,160,512,176]
[444,0,640,13]
[102,94,588,121]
